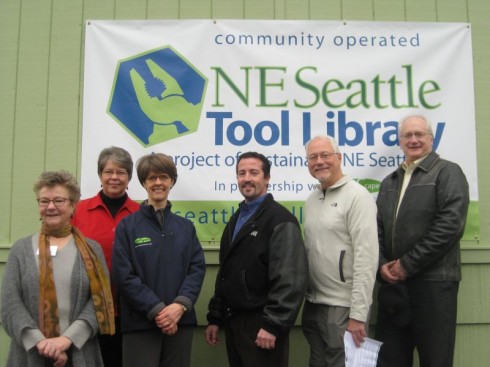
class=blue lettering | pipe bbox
[255,120,279,145]
[227,120,252,146]
[215,34,223,45]
[208,109,445,148]
[432,122,445,151]
[208,110,291,146]
[382,121,399,146]
[207,111,233,145]
[302,112,311,144]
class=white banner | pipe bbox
[82,20,478,238]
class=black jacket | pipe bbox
[207,194,308,336]
[376,151,469,281]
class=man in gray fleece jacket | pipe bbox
[302,135,379,367]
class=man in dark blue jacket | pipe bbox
[375,115,470,367]
[205,151,308,367]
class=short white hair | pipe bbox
[305,135,340,153]
[399,115,434,136]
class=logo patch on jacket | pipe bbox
[134,237,152,247]
[250,230,258,237]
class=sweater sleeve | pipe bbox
[1,239,42,344]
[173,223,206,311]
[347,189,379,322]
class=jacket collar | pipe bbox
[416,150,440,172]
[313,175,352,193]
[86,191,131,210]
[225,193,274,251]
[392,150,440,178]
[85,191,106,210]
[140,200,172,218]
[238,193,273,217]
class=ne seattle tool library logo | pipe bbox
[107,46,207,147]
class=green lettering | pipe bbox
[322,79,345,108]
[419,80,441,108]
[212,66,251,107]
[256,66,288,107]
[345,80,369,108]
[294,66,320,108]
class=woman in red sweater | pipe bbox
[72,146,140,367]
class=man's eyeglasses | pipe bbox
[307,152,339,163]
[37,197,69,207]
[399,132,431,140]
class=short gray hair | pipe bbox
[305,135,340,153]
[399,115,434,137]
[97,146,134,180]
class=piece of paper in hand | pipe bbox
[344,331,383,367]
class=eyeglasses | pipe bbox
[37,197,70,207]
[102,169,128,177]
[307,152,339,162]
[399,132,431,140]
[146,174,171,183]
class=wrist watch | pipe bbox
[181,304,188,313]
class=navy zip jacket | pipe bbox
[112,202,205,333]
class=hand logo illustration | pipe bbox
[108,46,207,147]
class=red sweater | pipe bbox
[72,192,140,273]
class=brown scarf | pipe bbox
[38,224,115,337]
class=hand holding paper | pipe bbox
[344,331,382,367]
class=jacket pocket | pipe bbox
[241,270,253,300]
[339,250,346,282]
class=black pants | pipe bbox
[224,310,289,367]
[376,281,459,367]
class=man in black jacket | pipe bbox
[375,115,470,367]
[205,151,308,367]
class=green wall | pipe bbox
[1,0,489,366]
